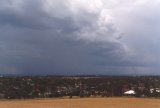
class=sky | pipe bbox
[0,0,160,75]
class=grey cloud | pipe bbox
[0,0,158,75]
[0,25,128,75]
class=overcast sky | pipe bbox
[0,0,160,75]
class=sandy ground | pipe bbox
[0,98,160,108]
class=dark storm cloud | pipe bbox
[0,0,45,29]
[0,0,158,75]
[0,27,128,75]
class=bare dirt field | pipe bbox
[0,98,160,108]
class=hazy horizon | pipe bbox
[0,0,160,75]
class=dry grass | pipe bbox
[0,97,160,108]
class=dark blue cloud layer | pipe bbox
[0,0,159,75]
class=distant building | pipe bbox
[124,90,135,95]
[150,88,160,93]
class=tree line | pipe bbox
[0,76,160,99]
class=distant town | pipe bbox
[0,76,160,99]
